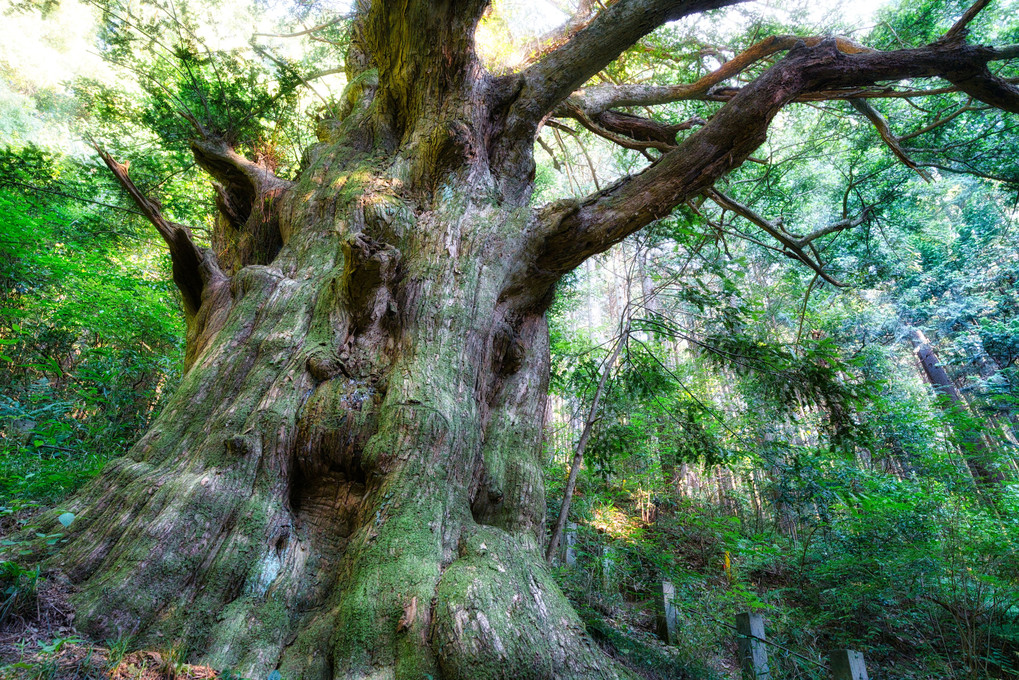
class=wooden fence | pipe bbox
[656,581,870,680]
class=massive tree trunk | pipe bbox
[13,0,1019,677]
[34,5,647,678]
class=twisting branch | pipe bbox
[555,102,705,151]
[569,35,875,113]
[499,0,750,146]
[189,136,292,226]
[558,101,675,151]
[91,144,222,317]
[519,0,750,116]
[184,134,295,272]
[848,99,933,181]
[500,34,1019,310]
[705,189,870,286]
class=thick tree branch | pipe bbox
[943,63,1019,113]
[518,0,599,67]
[570,35,875,113]
[187,136,293,271]
[190,136,292,201]
[787,72,1018,102]
[501,36,1019,309]
[647,77,1018,104]
[92,145,222,317]
[502,0,750,135]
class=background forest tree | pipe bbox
[1,0,1019,678]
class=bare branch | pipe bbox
[517,0,599,67]
[917,161,1019,185]
[249,43,338,119]
[306,67,347,81]
[710,190,868,249]
[705,189,854,286]
[944,0,991,43]
[251,16,350,40]
[536,136,562,170]
[795,273,820,348]
[91,144,222,317]
[898,100,986,141]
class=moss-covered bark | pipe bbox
[18,111,636,676]
[17,1,1010,676]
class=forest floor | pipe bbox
[0,636,219,680]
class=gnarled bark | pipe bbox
[13,1,1019,677]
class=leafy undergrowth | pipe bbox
[0,607,220,680]
[576,604,724,680]
[552,488,1018,680]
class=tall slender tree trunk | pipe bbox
[961,332,1019,473]
[909,329,1006,500]
[546,326,627,563]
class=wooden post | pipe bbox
[600,546,614,592]
[564,522,577,567]
[829,649,868,680]
[736,612,770,679]
[656,580,679,645]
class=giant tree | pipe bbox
[16,0,1019,677]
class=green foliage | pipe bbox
[0,142,184,506]
[545,5,1019,658]
[0,560,39,626]
[577,603,720,680]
